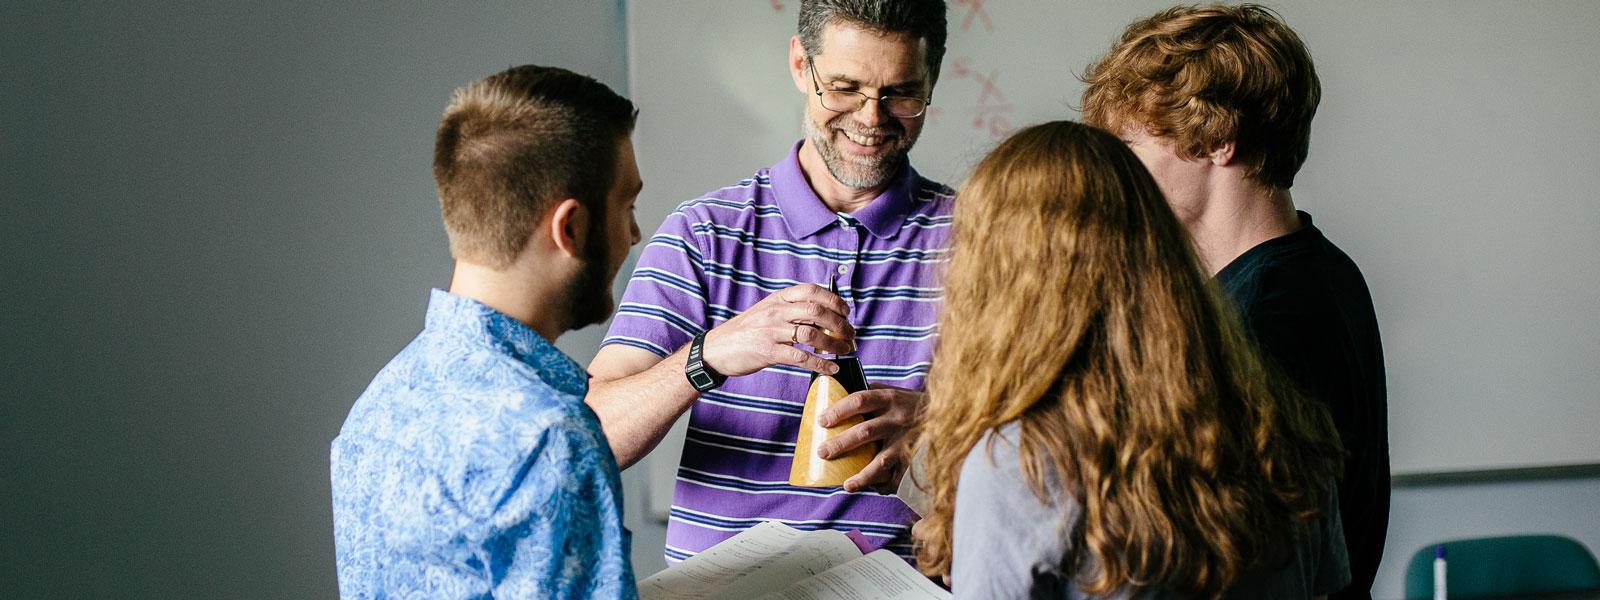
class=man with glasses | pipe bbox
[586,0,949,566]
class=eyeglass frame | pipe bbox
[805,56,932,119]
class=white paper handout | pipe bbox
[638,521,949,600]
[894,444,933,517]
[754,548,952,600]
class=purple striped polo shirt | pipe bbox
[602,140,954,565]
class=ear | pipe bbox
[546,198,588,259]
[789,35,811,94]
[1208,141,1236,167]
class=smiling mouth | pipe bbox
[842,130,887,146]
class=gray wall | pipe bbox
[1,2,631,597]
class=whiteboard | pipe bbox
[626,0,1600,497]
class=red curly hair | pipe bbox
[1081,4,1320,190]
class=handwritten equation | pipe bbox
[946,57,1013,140]
[953,0,994,33]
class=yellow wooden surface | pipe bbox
[789,375,877,487]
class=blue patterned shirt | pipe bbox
[331,289,636,599]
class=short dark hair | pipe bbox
[798,0,948,83]
[433,65,636,268]
[1082,4,1319,189]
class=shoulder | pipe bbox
[331,364,606,516]
[896,176,956,238]
[912,176,957,214]
[473,388,608,460]
[358,352,601,475]
[482,400,620,513]
[913,176,956,203]
[956,425,1067,510]
[955,424,1078,521]
[1221,229,1369,320]
[959,423,1022,479]
[335,332,468,442]
[523,400,611,459]
[668,170,781,225]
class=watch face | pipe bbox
[689,371,715,389]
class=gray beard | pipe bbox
[804,117,914,190]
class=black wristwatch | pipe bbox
[685,332,727,392]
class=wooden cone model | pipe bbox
[789,360,877,488]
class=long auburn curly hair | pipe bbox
[908,121,1342,597]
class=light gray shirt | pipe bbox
[951,424,1349,599]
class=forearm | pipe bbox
[586,345,701,469]
[587,283,855,469]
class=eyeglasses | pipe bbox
[807,57,931,119]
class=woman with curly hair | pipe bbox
[907,120,1349,599]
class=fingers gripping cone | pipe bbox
[790,273,875,488]
[789,360,877,488]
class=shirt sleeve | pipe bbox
[602,207,710,357]
[1312,483,1352,596]
[951,428,1076,599]
[471,411,637,600]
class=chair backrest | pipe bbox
[1404,535,1600,599]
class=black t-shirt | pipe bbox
[1215,211,1390,600]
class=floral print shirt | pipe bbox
[331,289,635,599]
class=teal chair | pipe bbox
[1404,535,1600,599]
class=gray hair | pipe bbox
[798,0,948,83]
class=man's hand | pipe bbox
[701,283,855,377]
[815,383,924,492]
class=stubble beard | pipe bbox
[804,114,917,190]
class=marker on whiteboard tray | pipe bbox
[1434,544,1447,600]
